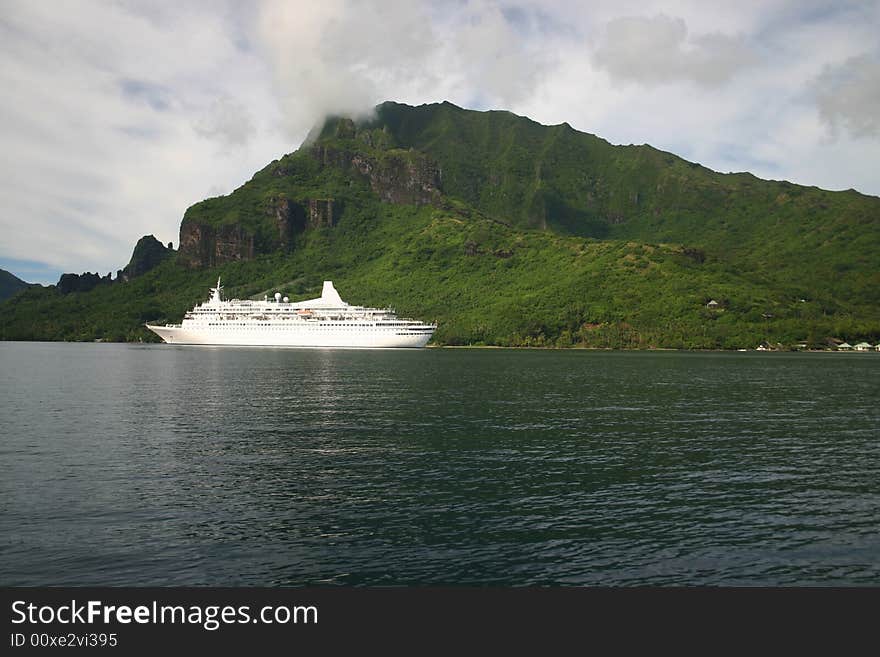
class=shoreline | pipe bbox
[1,339,874,354]
[429,344,874,353]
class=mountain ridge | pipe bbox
[0,269,36,302]
[2,100,878,347]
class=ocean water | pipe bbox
[1,342,878,586]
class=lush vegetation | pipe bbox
[2,102,878,348]
[351,102,880,311]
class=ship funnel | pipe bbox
[210,277,223,304]
[321,281,344,305]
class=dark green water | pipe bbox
[1,342,878,585]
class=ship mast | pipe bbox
[210,277,223,304]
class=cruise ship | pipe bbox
[145,279,436,348]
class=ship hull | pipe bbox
[145,324,433,348]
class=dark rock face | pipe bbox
[311,145,441,206]
[269,196,306,249]
[177,222,209,268]
[178,222,255,269]
[269,196,339,249]
[57,272,111,294]
[175,122,442,270]
[178,196,341,269]
[215,224,255,264]
[308,199,338,228]
[120,234,172,281]
[360,151,441,205]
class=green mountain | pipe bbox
[2,101,878,348]
[0,269,35,302]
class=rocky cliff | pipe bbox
[55,234,173,294]
[120,234,173,281]
[57,271,112,294]
[174,112,445,270]
[311,144,441,206]
[269,196,340,243]
[177,196,343,269]
[177,222,255,269]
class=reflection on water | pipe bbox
[0,343,878,585]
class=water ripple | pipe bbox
[1,344,878,585]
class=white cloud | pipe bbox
[254,0,554,140]
[0,0,285,282]
[814,53,880,138]
[193,97,257,150]
[517,1,880,197]
[443,1,556,107]
[593,14,756,87]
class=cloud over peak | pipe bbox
[255,0,554,140]
[593,14,756,87]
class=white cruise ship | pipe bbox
[146,279,436,348]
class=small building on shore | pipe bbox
[854,342,873,351]
[837,342,853,351]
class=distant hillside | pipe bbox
[0,269,34,302]
[1,101,878,347]
[341,102,880,309]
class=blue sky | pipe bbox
[1,0,878,284]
